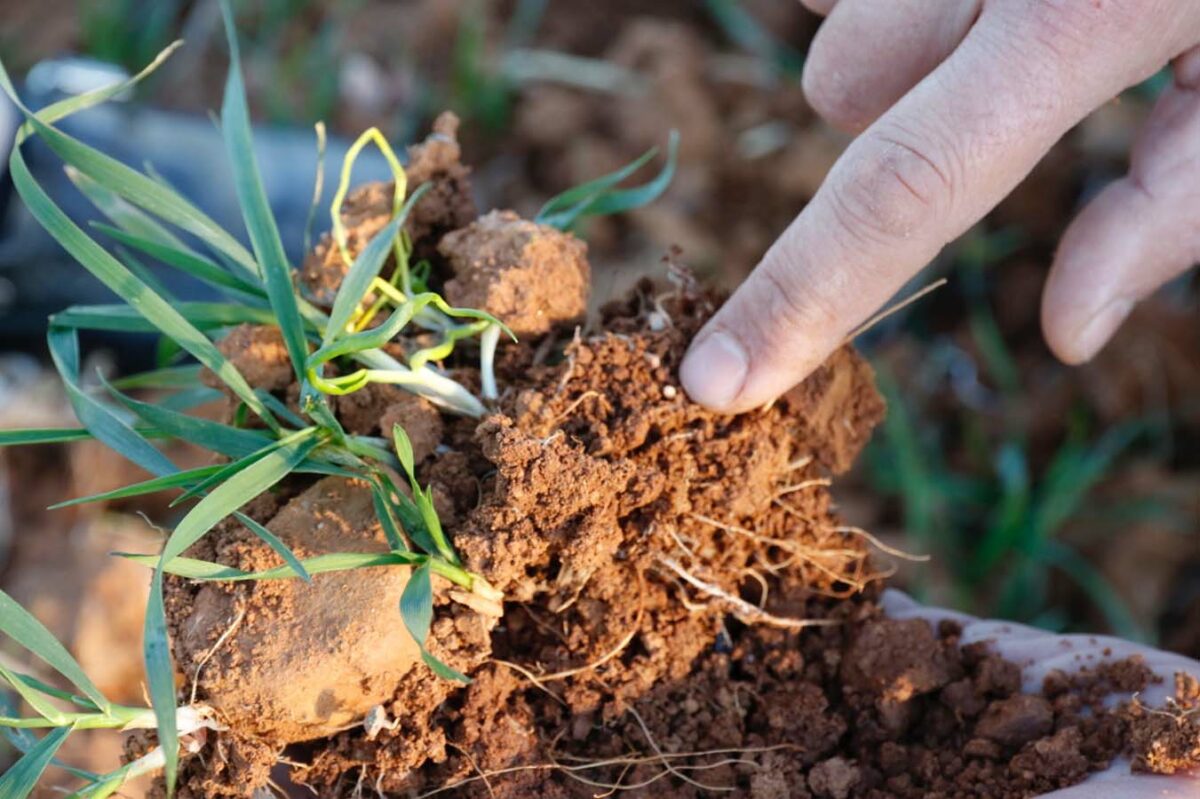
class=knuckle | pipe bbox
[749,245,843,341]
[826,131,953,247]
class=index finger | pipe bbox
[679,3,1180,412]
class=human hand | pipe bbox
[883,589,1200,796]
[680,0,1200,412]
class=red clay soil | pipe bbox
[159,118,1198,798]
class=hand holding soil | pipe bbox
[883,590,1200,797]
[681,0,1200,413]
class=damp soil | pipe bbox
[158,117,1199,798]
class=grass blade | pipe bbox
[7,142,275,428]
[0,696,99,784]
[400,564,470,683]
[142,574,176,796]
[51,303,276,332]
[0,428,107,446]
[106,384,275,459]
[48,327,176,477]
[576,130,678,217]
[92,223,265,298]
[0,725,74,799]
[0,74,260,284]
[535,132,678,230]
[111,365,202,391]
[5,41,181,145]
[118,550,423,581]
[66,166,191,250]
[218,1,308,381]
[0,590,110,712]
[49,464,225,510]
[232,513,311,582]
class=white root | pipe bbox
[655,556,838,630]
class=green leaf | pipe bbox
[232,512,312,582]
[577,130,678,218]
[171,436,295,506]
[51,302,276,332]
[110,365,202,390]
[153,387,226,413]
[0,589,110,712]
[322,184,431,347]
[0,71,260,284]
[219,2,308,382]
[0,725,74,799]
[400,564,469,683]
[6,41,182,146]
[0,696,99,785]
[253,390,307,429]
[116,246,176,302]
[49,464,223,510]
[535,131,678,230]
[392,424,416,482]
[117,550,424,581]
[6,142,275,429]
[48,327,177,477]
[0,662,71,723]
[0,428,112,446]
[142,572,176,796]
[92,223,265,298]
[106,385,275,459]
[369,478,408,551]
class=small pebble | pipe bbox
[662,385,678,400]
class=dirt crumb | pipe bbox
[975,694,1054,748]
[379,392,444,462]
[807,757,860,799]
[440,209,590,337]
[1126,672,1200,774]
[843,618,958,703]
[205,324,293,393]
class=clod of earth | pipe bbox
[159,117,1199,798]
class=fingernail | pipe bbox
[680,330,749,410]
[1075,298,1134,361]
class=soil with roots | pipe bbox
[155,117,1198,798]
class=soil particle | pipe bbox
[378,391,444,462]
[206,325,293,394]
[781,347,887,474]
[842,618,958,703]
[1126,672,1200,774]
[439,209,590,337]
[808,757,861,799]
[975,695,1054,748]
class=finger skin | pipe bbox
[803,0,980,132]
[682,2,1181,413]
[1043,52,1200,364]
[882,589,1200,793]
[799,0,838,17]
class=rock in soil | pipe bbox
[168,477,493,745]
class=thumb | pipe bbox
[1043,48,1200,364]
